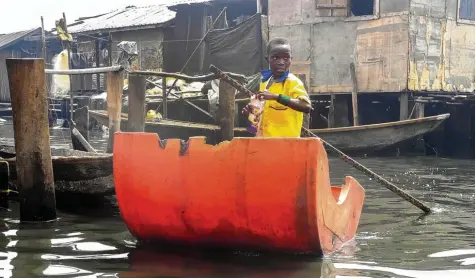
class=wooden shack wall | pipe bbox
[111,28,165,72]
[268,0,474,94]
[408,0,475,93]
[268,0,411,94]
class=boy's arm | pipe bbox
[288,82,312,113]
[257,82,312,113]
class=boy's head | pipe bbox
[266,38,292,77]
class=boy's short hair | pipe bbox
[267,37,291,54]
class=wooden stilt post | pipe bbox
[95,39,101,93]
[218,80,235,142]
[328,94,335,128]
[127,75,146,132]
[349,62,359,126]
[62,12,74,122]
[400,92,409,120]
[162,77,168,118]
[106,71,124,153]
[7,58,56,222]
[417,102,425,118]
[71,106,90,151]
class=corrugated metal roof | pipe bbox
[0,28,41,51]
[67,5,176,34]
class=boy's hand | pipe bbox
[241,104,251,115]
[257,91,278,101]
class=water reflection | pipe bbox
[0,120,475,277]
[121,248,335,278]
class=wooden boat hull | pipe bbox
[113,133,365,255]
[90,110,449,154]
[311,113,450,153]
[1,145,114,195]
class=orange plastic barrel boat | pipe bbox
[113,133,365,255]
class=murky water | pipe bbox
[1,119,474,278]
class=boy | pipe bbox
[243,38,312,137]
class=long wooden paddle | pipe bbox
[209,64,432,214]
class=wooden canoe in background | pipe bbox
[0,144,114,195]
[113,133,365,255]
[90,110,450,154]
[310,113,450,153]
[89,110,251,144]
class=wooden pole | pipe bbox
[218,80,235,142]
[106,71,124,153]
[210,64,433,214]
[417,103,425,118]
[400,93,409,120]
[71,106,93,152]
[328,94,335,128]
[40,16,47,61]
[257,0,263,13]
[95,39,101,93]
[127,75,146,132]
[162,77,167,118]
[108,33,113,66]
[349,62,359,126]
[6,58,57,221]
[62,12,74,121]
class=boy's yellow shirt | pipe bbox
[258,73,310,137]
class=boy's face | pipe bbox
[268,44,292,77]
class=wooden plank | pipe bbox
[349,62,359,126]
[106,71,124,153]
[218,80,235,142]
[127,75,146,132]
[7,58,56,222]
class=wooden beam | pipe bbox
[127,75,146,132]
[349,62,359,126]
[106,71,124,153]
[130,71,246,83]
[45,65,123,75]
[218,80,235,142]
[6,58,56,222]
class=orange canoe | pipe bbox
[113,133,365,255]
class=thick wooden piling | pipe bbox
[7,58,56,222]
[106,71,124,153]
[218,80,235,142]
[127,75,146,132]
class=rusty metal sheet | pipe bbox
[355,15,409,92]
